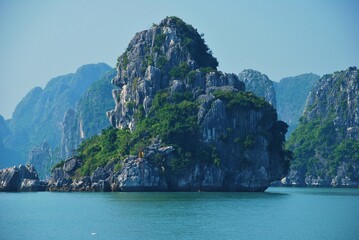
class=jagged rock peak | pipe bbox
[113,16,218,87]
[108,16,244,129]
[238,69,276,108]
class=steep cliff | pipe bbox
[274,73,319,136]
[60,69,117,159]
[71,17,290,192]
[238,69,276,108]
[285,67,359,187]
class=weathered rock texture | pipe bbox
[107,17,219,130]
[238,69,276,108]
[286,67,359,187]
[47,142,172,192]
[0,164,46,191]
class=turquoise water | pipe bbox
[0,188,358,240]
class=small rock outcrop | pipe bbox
[0,164,46,191]
[238,69,276,108]
[48,157,82,191]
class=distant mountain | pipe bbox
[238,69,276,108]
[60,68,117,159]
[2,63,112,176]
[285,67,359,187]
[274,73,319,136]
[0,115,22,169]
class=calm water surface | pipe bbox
[0,187,358,240]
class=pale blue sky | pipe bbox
[0,0,358,119]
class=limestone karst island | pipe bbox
[0,17,358,192]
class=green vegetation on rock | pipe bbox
[77,91,214,175]
[77,87,291,177]
[165,16,218,69]
[213,90,271,110]
[286,68,359,185]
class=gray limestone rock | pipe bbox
[0,164,44,192]
[104,17,288,192]
[90,167,109,183]
[63,157,81,177]
[91,180,111,192]
[117,157,167,191]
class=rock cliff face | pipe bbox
[102,17,290,192]
[274,73,319,136]
[285,67,359,187]
[238,69,276,108]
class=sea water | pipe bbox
[0,187,358,240]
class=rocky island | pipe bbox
[1,17,291,192]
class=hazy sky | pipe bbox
[0,0,358,119]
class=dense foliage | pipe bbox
[213,90,271,110]
[287,115,359,180]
